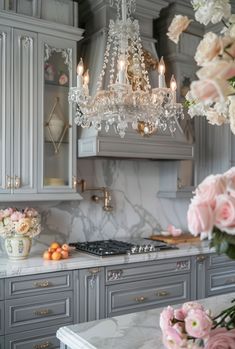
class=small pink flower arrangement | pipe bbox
[187,167,235,259]
[0,207,41,239]
[160,300,235,349]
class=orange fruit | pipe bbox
[51,251,62,260]
[48,247,55,253]
[61,244,69,251]
[50,242,61,250]
[61,250,69,259]
[43,251,52,260]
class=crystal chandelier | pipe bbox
[69,0,184,138]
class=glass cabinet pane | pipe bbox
[43,43,73,189]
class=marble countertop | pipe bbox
[0,241,213,278]
[57,292,235,349]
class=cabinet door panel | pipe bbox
[5,324,62,349]
[5,291,73,334]
[0,25,11,193]
[206,267,235,297]
[38,34,77,194]
[0,336,4,349]
[106,274,190,317]
[0,301,4,336]
[13,29,37,194]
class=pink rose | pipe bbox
[11,211,25,222]
[4,208,14,217]
[160,306,174,331]
[205,328,235,349]
[214,194,235,234]
[162,326,187,349]
[182,302,205,315]
[224,167,235,196]
[167,15,192,44]
[174,308,185,321]
[185,308,213,339]
[194,174,227,208]
[24,208,38,218]
[196,61,235,81]
[167,224,182,237]
[187,202,214,238]
[190,79,234,103]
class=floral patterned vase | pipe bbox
[4,235,32,260]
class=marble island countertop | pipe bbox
[57,292,235,349]
[0,241,213,278]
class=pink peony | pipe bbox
[187,202,214,238]
[174,308,186,321]
[3,208,14,217]
[162,326,187,349]
[194,174,227,208]
[24,208,38,218]
[167,15,192,44]
[10,211,25,222]
[185,308,213,339]
[214,194,235,235]
[160,306,174,331]
[195,32,223,66]
[182,302,205,315]
[205,328,235,349]
[196,61,235,81]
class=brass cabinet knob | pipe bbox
[33,341,52,349]
[134,296,147,303]
[156,291,169,297]
[33,281,50,288]
[14,175,21,189]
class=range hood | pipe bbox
[77,0,194,160]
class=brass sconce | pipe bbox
[78,179,113,212]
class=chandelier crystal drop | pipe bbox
[69,0,184,138]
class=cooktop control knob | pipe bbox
[149,245,156,252]
[131,246,137,254]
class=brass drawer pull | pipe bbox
[156,291,170,297]
[135,296,147,303]
[33,281,50,288]
[33,342,52,349]
[33,309,51,316]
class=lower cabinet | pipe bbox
[0,301,4,336]
[0,336,3,349]
[194,253,235,299]
[78,268,105,323]
[4,324,63,349]
[105,257,192,317]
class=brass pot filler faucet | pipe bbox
[78,179,113,212]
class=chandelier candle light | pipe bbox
[69,0,184,138]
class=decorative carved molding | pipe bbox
[44,44,72,70]
[107,269,123,281]
[21,36,33,48]
[176,260,190,271]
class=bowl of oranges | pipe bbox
[43,242,70,261]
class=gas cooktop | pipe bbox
[69,239,177,257]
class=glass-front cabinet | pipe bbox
[0,10,83,201]
[38,34,79,196]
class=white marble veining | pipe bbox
[57,292,235,349]
[0,159,191,254]
[0,241,212,278]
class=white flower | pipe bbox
[167,15,192,44]
[195,32,223,66]
[191,0,231,25]
[205,108,227,125]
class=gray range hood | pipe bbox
[77,0,194,160]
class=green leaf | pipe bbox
[226,244,235,260]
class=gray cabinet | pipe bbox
[0,301,4,336]
[0,280,4,300]
[194,253,235,299]
[0,25,37,196]
[5,324,61,349]
[0,11,83,201]
[78,268,105,323]
[105,257,192,317]
[5,271,73,298]
[0,336,3,349]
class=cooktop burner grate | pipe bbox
[69,239,177,257]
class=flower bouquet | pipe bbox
[187,167,235,259]
[160,299,235,349]
[167,0,235,133]
[0,208,41,259]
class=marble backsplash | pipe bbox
[0,159,191,253]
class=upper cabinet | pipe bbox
[77,0,194,160]
[0,11,83,201]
